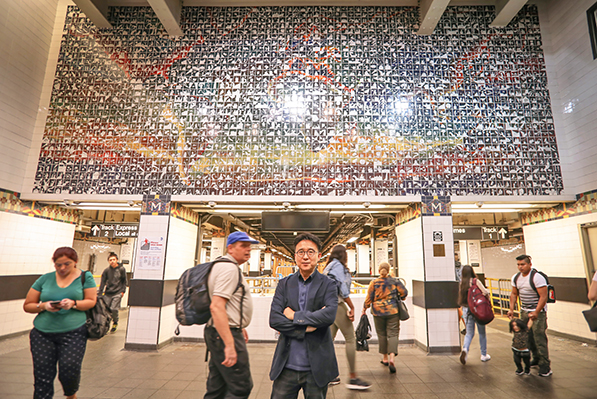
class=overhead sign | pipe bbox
[453,226,508,241]
[91,223,139,238]
[482,226,509,240]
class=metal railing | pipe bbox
[486,277,521,318]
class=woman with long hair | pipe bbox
[362,262,408,374]
[323,245,371,390]
[458,265,491,365]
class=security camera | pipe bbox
[283,202,291,209]
[476,202,484,208]
[127,200,135,207]
[208,201,216,208]
[363,202,371,209]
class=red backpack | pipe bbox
[467,278,494,325]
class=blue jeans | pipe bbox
[462,307,487,356]
[271,368,328,399]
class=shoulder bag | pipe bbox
[582,301,597,332]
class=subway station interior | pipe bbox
[2,0,597,397]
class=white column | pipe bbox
[263,252,273,272]
[211,237,226,260]
[200,247,208,263]
[356,244,370,275]
[374,239,389,275]
[249,249,261,274]
[347,249,357,273]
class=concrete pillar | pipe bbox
[356,243,370,275]
[249,248,261,276]
[347,249,357,273]
[263,252,272,273]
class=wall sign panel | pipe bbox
[34,5,562,196]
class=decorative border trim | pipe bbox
[170,203,199,225]
[396,203,422,226]
[0,188,79,224]
[521,189,597,226]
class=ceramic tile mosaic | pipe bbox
[33,5,562,196]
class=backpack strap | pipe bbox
[209,257,246,329]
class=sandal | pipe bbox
[389,363,396,373]
[380,361,389,366]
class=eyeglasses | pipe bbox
[295,249,318,257]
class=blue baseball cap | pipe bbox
[226,231,259,246]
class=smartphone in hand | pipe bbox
[49,301,61,308]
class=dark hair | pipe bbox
[294,233,322,252]
[516,254,532,263]
[108,252,119,260]
[326,245,348,268]
[509,318,528,333]
[457,265,476,306]
[52,247,78,263]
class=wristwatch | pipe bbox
[73,300,77,309]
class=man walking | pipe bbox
[98,252,127,333]
[269,233,339,399]
[205,231,256,399]
[507,254,552,376]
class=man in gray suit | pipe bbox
[269,233,339,399]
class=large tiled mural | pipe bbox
[34,5,562,196]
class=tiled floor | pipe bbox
[1,314,597,399]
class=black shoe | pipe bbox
[539,369,552,377]
[329,377,341,386]
[524,368,530,375]
[461,328,466,335]
[389,363,396,373]
[346,378,371,390]
[515,369,524,376]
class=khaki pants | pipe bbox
[330,302,357,374]
[373,314,400,355]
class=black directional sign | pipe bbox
[482,226,509,240]
[91,223,139,238]
[453,226,509,241]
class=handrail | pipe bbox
[486,277,521,318]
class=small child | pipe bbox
[509,318,533,375]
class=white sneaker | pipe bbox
[459,349,468,365]
[481,354,491,362]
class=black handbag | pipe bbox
[396,296,410,321]
[582,301,597,332]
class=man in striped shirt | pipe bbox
[507,255,552,377]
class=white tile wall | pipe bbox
[125,306,160,345]
[0,0,61,192]
[158,303,179,344]
[539,0,597,194]
[523,213,597,278]
[413,304,428,348]
[0,299,36,337]
[523,213,597,340]
[422,216,455,281]
[163,217,198,280]
[396,217,424,289]
[427,308,460,347]
[0,211,75,275]
[133,215,170,280]
[481,244,526,280]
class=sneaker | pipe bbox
[515,369,524,376]
[346,378,371,390]
[459,349,468,365]
[329,377,341,386]
[480,354,491,362]
[524,369,530,375]
[539,369,553,377]
[110,323,118,333]
[461,328,466,335]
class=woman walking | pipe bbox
[362,262,408,374]
[23,247,97,399]
[324,245,371,390]
[458,265,491,364]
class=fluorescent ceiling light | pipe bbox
[294,204,388,209]
[346,236,359,243]
[73,206,141,211]
[451,204,535,209]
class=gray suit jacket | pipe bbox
[269,270,339,387]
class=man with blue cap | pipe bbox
[204,231,258,399]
